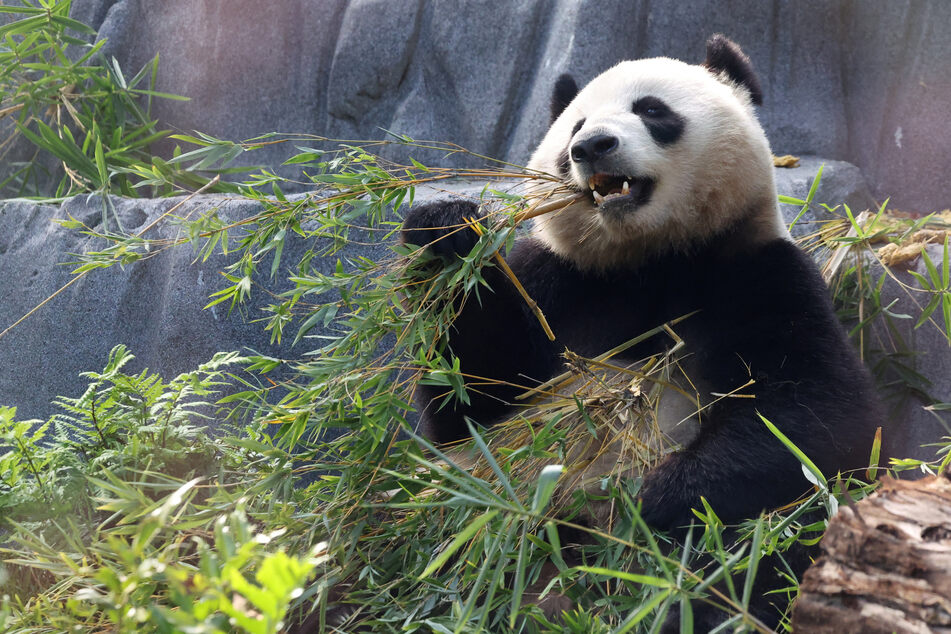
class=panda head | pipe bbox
[527,35,789,270]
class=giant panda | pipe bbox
[401,35,883,625]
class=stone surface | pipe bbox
[47,0,946,213]
[840,2,951,214]
[873,243,951,462]
[774,155,878,238]
[0,194,295,422]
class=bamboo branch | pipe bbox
[512,192,585,225]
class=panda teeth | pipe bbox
[622,181,630,196]
[592,190,605,205]
[588,177,597,191]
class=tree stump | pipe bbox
[792,471,951,633]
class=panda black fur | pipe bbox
[401,34,882,615]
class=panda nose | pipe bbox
[570,135,619,164]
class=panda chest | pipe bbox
[529,256,720,451]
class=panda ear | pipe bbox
[703,34,763,106]
[550,74,579,124]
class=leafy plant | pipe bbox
[0,345,331,633]
[11,135,951,631]
[0,0,241,211]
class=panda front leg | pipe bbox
[637,397,827,631]
[401,199,562,443]
[636,394,827,532]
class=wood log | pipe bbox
[792,471,951,633]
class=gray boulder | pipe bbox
[774,155,878,237]
[0,194,292,422]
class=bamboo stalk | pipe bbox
[464,217,556,341]
[512,192,585,225]
[444,192,584,342]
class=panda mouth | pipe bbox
[586,173,655,208]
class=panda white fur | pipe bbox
[528,43,787,271]
[401,35,882,626]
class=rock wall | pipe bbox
[59,0,951,213]
[0,195,298,421]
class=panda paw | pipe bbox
[400,200,485,259]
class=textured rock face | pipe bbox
[0,195,299,422]
[61,0,950,213]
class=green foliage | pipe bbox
[10,141,951,632]
[907,236,951,334]
[809,193,951,433]
[0,345,241,523]
[0,346,325,632]
[0,0,240,209]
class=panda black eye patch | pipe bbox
[632,96,685,146]
[558,119,586,178]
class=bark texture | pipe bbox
[792,472,951,633]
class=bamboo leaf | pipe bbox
[93,124,108,189]
[915,294,940,329]
[419,510,498,579]
[758,412,826,485]
[575,566,672,588]
[867,426,882,480]
[466,419,522,508]
[942,236,949,289]
[531,464,563,514]
[922,245,942,287]
[615,588,674,633]
[741,519,765,608]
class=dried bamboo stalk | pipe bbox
[456,193,584,342]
